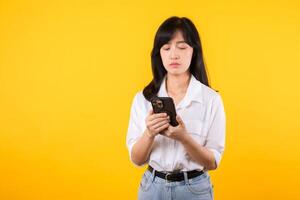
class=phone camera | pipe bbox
[153,99,163,109]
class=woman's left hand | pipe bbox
[161,115,188,141]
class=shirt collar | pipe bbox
[157,74,204,109]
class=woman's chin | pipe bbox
[166,69,189,76]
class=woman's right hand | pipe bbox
[145,109,170,138]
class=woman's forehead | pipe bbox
[166,31,186,44]
[171,31,184,40]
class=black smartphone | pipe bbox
[150,96,179,126]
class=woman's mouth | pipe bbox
[169,63,180,67]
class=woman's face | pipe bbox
[160,31,193,76]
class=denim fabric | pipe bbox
[138,169,214,200]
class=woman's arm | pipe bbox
[130,129,155,166]
[181,94,226,170]
[163,116,217,170]
[163,94,226,170]
[181,134,217,170]
[130,111,170,166]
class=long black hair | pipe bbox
[143,16,214,101]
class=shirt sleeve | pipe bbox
[204,94,226,169]
[125,92,147,166]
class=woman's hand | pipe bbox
[145,109,170,138]
[162,115,188,141]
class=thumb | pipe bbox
[148,109,153,116]
[176,115,184,125]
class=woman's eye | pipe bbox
[178,46,187,49]
[163,47,170,50]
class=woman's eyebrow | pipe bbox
[166,40,187,44]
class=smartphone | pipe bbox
[150,96,179,126]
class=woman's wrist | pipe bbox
[180,132,191,145]
[145,129,155,139]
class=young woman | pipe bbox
[126,16,226,200]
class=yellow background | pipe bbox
[1,0,300,199]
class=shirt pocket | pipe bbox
[184,119,207,146]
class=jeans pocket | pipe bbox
[210,184,214,200]
[139,171,153,192]
[185,174,212,196]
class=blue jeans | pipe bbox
[138,169,214,200]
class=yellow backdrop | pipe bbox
[1,0,300,199]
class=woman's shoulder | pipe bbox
[131,90,150,110]
[199,81,221,98]
[132,90,146,102]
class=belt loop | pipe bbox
[151,167,156,182]
[183,171,189,185]
[164,172,170,184]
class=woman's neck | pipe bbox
[166,73,191,96]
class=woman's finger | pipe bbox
[148,112,167,121]
[148,115,169,125]
[152,119,169,129]
[155,123,169,133]
[148,109,153,116]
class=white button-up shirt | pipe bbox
[126,74,226,172]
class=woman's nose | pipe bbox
[169,47,179,59]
